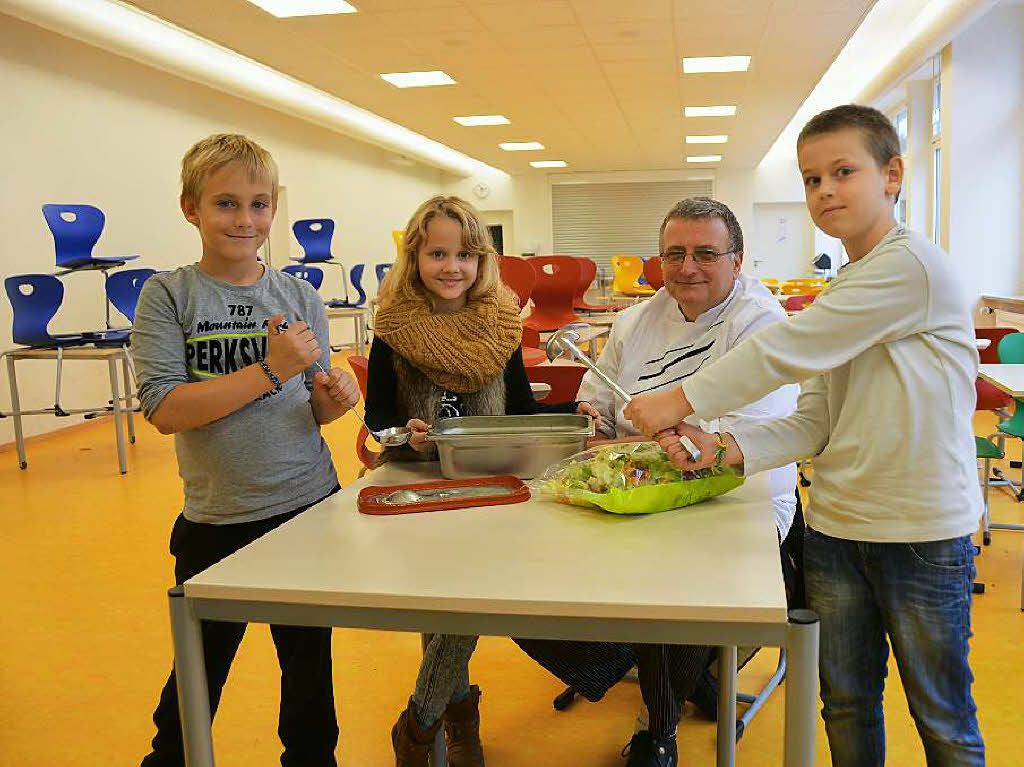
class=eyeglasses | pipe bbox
[658,248,736,265]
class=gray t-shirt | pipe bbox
[132,264,339,524]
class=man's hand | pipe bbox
[655,423,744,472]
[406,418,432,452]
[576,401,602,429]
[623,387,694,436]
[265,313,320,382]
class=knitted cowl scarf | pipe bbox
[374,287,523,394]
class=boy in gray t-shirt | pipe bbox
[137,134,358,766]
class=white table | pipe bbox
[975,338,991,351]
[1,345,135,473]
[325,306,369,355]
[169,463,819,766]
[978,364,1024,397]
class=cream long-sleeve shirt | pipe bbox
[683,227,982,543]
[579,274,799,538]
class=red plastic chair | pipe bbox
[524,256,581,332]
[642,257,664,291]
[526,364,587,405]
[976,327,1016,412]
[574,257,619,313]
[520,326,546,366]
[784,294,815,312]
[499,255,537,310]
[346,355,379,471]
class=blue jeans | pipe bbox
[804,527,984,766]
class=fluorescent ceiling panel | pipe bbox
[686,135,729,144]
[682,56,751,73]
[684,106,737,117]
[686,155,722,163]
[530,160,568,168]
[245,0,357,17]
[453,115,511,126]
[380,71,456,88]
[500,142,544,151]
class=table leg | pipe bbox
[122,353,136,444]
[716,645,738,766]
[5,355,27,469]
[107,357,127,474]
[784,609,820,767]
[169,586,215,767]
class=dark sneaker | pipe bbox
[621,730,678,767]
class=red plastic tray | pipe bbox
[358,475,530,515]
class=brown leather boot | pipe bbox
[391,698,441,767]
[442,685,485,767]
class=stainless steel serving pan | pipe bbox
[426,414,594,479]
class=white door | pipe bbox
[751,202,813,280]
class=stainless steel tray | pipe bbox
[426,414,594,479]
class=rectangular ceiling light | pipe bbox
[682,56,751,73]
[246,0,357,17]
[687,155,722,163]
[530,160,568,168]
[499,142,544,151]
[684,105,737,117]
[380,71,456,88]
[686,135,728,144]
[453,115,510,126]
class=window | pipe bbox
[931,79,942,139]
[893,108,908,154]
[932,147,941,243]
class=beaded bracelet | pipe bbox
[258,359,283,393]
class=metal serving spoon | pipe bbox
[378,484,514,505]
[545,323,702,463]
[275,321,411,447]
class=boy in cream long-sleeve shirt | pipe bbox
[625,105,984,766]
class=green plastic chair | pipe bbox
[994,333,1024,501]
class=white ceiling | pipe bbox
[123,0,877,174]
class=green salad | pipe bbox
[539,441,743,515]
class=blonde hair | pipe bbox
[378,195,513,309]
[180,134,279,207]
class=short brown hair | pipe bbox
[659,197,743,256]
[797,104,901,170]
[180,134,278,207]
[378,195,514,309]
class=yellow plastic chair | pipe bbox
[391,229,403,258]
[759,278,780,294]
[612,256,654,295]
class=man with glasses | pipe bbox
[515,197,799,767]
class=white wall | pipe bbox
[0,15,442,444]
[947,2,1024,304]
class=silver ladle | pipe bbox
[275,321,411,447]
[545,323,702,463]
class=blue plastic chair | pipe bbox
[5,274,87,348]
[325,264,367,308]
[375,262,393,287]
[42,204,139,272]
[291,219,335,264]
[281,264,325,291]
[106,268,156,323]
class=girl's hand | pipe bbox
[313,368,360,411]
[623,387,693,436]
[406,418,432,452]
[576,401,602,429]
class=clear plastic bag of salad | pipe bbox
[534,441,743,515]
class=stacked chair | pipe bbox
[291,218,366,309]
